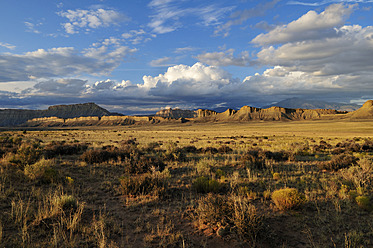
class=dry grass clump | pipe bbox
[120,170,170,197]
[318,153,357,171]
[14,142,43,167]
[24,158,60,184]
[43,141,88,158]
[192,176,223,194]
[195,194,262,244]
[355,195,371,211]
[271,188,306,210]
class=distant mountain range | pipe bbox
[1,100,372,127]
[264,98,361,112]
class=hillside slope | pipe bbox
[347,100,373,119]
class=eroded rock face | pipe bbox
[0,103,110,126]
[9,100,373,127]
[155,108,197,118]
[348,100,373,119]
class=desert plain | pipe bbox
[1,119,373,247]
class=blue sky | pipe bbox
[1,0,373,114]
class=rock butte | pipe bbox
[1,100,372,127]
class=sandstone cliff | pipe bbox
[155,108,197,118]
[9,101,373,128]
[347,100,373,119]
[0,103,110,126]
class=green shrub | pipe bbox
[272,172,281,180]
[215,169,226,179]
[192,176,222,194]
[355,196,371,211]
[57,195,79,211]
[196,158,211,176]
[17,142,42,166]
[271,188,306,210]
[24,158,59,183]
[163,144,187,162]
[240,150,265,169]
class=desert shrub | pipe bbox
[361,139,373,151]
[241,150,265,170]
[355,196,371,211]
[331,147,345,155]
[217,145,233,154]
[271,188,306,210]
[261,150,289,162]
[272,172,281,180]
[44,141,88,158]
[16,142,42,166]
[358,157,373,172]
[0,135,22,156]
[230,196,262,242]
[318,153,357,171]
[80,149,112,164]
[57,195,79,211]
[196,158,212,176]
[290,142,310,155]
[120,170,170,196]
[123,154,165,174]
[180,145,199,154]
[196,194,231,226]
[215,168,226,179]
[120,138,138,146]
[236,186,257,200]
[144,141,162,153]
[192,176,222,194]
[33,190,82,226]
[341,159,373,190]
[196,194,262,243]
[24,158,60,184]
[162,142,187,162]
[202,147,219,154]
[313,140,332,152]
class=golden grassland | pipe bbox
[1,119,373,247]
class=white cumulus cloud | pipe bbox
[196,49,254,67]
[0,45,136,82]
[252,4,354,45]
[59,8,128,34]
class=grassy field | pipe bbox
[1,120,373,247]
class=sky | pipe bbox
[1,0,373,114]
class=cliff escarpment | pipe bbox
[0,103,110,126]
[4,100,373,127]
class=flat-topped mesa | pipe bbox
[11,100,373,127]
[46,102,110,118]
[155,108,197,118]
[0,102,111,126]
